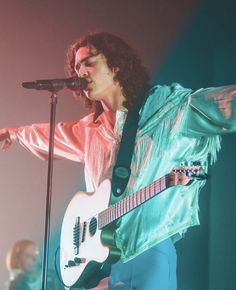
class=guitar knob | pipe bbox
[74,257,82,263]
[74,257,86,264]
[64,260,76,268]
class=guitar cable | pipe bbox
[54,246,71,289]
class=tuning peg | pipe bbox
[180,161,206,168]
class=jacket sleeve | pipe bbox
[183,84,236,137]
[9,120,85,162]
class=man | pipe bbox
[5,240,63,290]
[6,240,40,290]
[1,32,236,290]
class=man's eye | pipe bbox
[84,60,95,67]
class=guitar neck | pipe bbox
[98,174,171,229]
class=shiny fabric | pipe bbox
[9,83,236,262]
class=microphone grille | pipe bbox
[67,77,88,90]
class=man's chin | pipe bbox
[85,92,101,101]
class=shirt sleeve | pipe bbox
[9,120,86,162]
[183,84,236,137]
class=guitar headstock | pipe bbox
[169,166,207,187]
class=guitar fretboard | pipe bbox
[98,174,171,229]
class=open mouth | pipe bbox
[85,80,93,90]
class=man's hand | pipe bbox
[0,129,12,151]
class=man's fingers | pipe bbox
[1,139,12,151]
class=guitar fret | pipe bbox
[132,194,135,209]
[153,181,157,195]
[106,210,109,225]
[115,204,117,220]
[141,188,144,202]
[102,212,105,227]
[109,208,111,222]
[161,176,166,191]
[126,196,129,212]
[134,192,137,208]
[149,183,153,196]
[147,186,150,199]
[154,181,158,195]
[153,181,157,196]
[120,200,124,216]
[144,187,147,201]
[98,212,103,229]
[137,190,140,205]
[115,202,118,218]
[113,203,116,220]
[119,202,121,217]
[107,209,110,224]
[118,200,121,218]
[129,195,132,210]
[134,192,138,207]
[110,206,113,222]
[100,214,102,228]
[110,207,113,222]
[120,200,123,216]
[123,198,126,215]
[110,204,112,220]
[106,211,108,225]
[103,212,106,227]
[128,195,131,211]
[104,212,107,227]
[98,213,102,229]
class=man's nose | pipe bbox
[77,65,88,78]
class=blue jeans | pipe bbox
[109,238,177,290]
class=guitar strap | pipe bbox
[111,100,144,197]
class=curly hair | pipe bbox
[66,32,150,120]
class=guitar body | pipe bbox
[60,179,120,289]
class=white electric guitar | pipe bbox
[60,165,206,289]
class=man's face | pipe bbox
[19,244,39,273]
[74,46,118,101]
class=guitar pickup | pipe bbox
[73,217,80,255]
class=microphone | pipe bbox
[22,77,88,91]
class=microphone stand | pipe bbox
[40,90,58,290]
[21,76,87,290]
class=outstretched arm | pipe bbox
[0,121,85,162]
[184,84,236,137]
[0,128,14,151]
